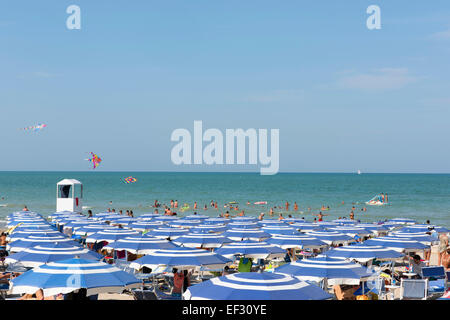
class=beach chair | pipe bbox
[399,279,428,300]
[421,266,447,295]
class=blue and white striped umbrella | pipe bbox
[7,218,47,227]
[357,224,389,236]
[153,216,180,222]
[10,258,141,297]
[227,222,260,229]
[222,228,271,241]
[7,235,75,252]
[387,231,436,245]
[231,217,258,223]
[103,235,178,254]
[11,223,53,231]
[173,232,233,248]
[183,272,332,300]
[275,256,373,285]
[110,218,139,226]
[399,225,450,234]
[73,224,117,236]
[129,247,232,271]
[127,221,164,232]
[323,243,404,263]
[5,243,103,267]
[191,224,228,234]
[145,227,190,240]
[388,218,417,225]
[266,234,328,249]
[283,218,308,224]
[290,223,323,232]
[316,222,339,228]
[63,220,103,230]
[168,219,202,228]
[137,213,160,219]
[327,226,372,237]
[304,230,356,246]
[363,236,429,252]
[183,214,209,220]
[202,218,230,225]
[86,229,141,243]
[257,219,289,226]
[332,219,357,225]
[214,240,286,259]
[261,225,300,236]
[7,229,62,241]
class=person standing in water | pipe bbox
[294,202,298,211]
[285,201,290,211]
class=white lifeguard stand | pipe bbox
[56,179,83,213]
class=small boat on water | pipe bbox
[366,194,389,206]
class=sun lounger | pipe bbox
[400,279,428,300]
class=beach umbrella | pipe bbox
[145,227,190,240]
[202,218,230,225]
[363,236,429,252]
[191,224,228,234]
[73,224,117,236]
[399,225,450,234]
[172,232,233,249]
[168,219,202,228]
[290,223,323,232]
[153,216,180,222]
[387,231,436,245]
[357,224,389,236]
[63,220,103,230]
[137,213,160,219]
[183,214,209,220]
[275,256,373,285]
[7,229,62,241]
[304,230,356,246]
[261,225,300,236]
[231,217,258,223]
[7,218,46,227]
[222,228,271,241]
[283,218,308,224]
[266,234,328,250]
[323,243,404,263]
[103,235,178,254]
[183,272,332,300]
[332,219,357,225]
[85,229,141,243]
[214,240,286,259]
[5,243,103,268]
[129,247,232,271]
[387,218,417,225]
[110,218,139,226]
[11,223,53,231]
[327,226,372,238]
[10,258,141,297]
[257,219,289,226]
[127,221,164,232]
[7,235,75,252]
[227,222,260,229]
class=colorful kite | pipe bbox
[85,152,102,169]
[123,176,137,184]
[21,123,47,132]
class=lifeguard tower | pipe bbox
[56,179,83,213]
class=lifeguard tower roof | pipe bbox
[57,179,82,185]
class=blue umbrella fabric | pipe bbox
[275,256,373,285]
[191,224,228,234]
[129,247,232,271]
[266,234,328,249]
[103,235,179,254]
[214,240,286,259]
[145,227,190,240]
[323,243,404,263]
[5,242,103,268]
[183,272,332,300]
[173,232,233,248]
[222,228,271,241]
[10,258,141,297]
[304,230,356,246]
[363,236,429,252]
[85,229,141,243]
[7,235,74,252]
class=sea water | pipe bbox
[0,172,449,227]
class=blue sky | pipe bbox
[1,0,450,173]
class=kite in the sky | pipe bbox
[122,176,137,184]
[21,123,47,132]
[85,152,102,169]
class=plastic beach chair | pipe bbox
[421,266,448,294]
[400,279,428,300]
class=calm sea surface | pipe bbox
[0,172,449,227]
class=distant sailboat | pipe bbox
[357,170,362,175]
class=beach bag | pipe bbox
[356,294,370,300]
